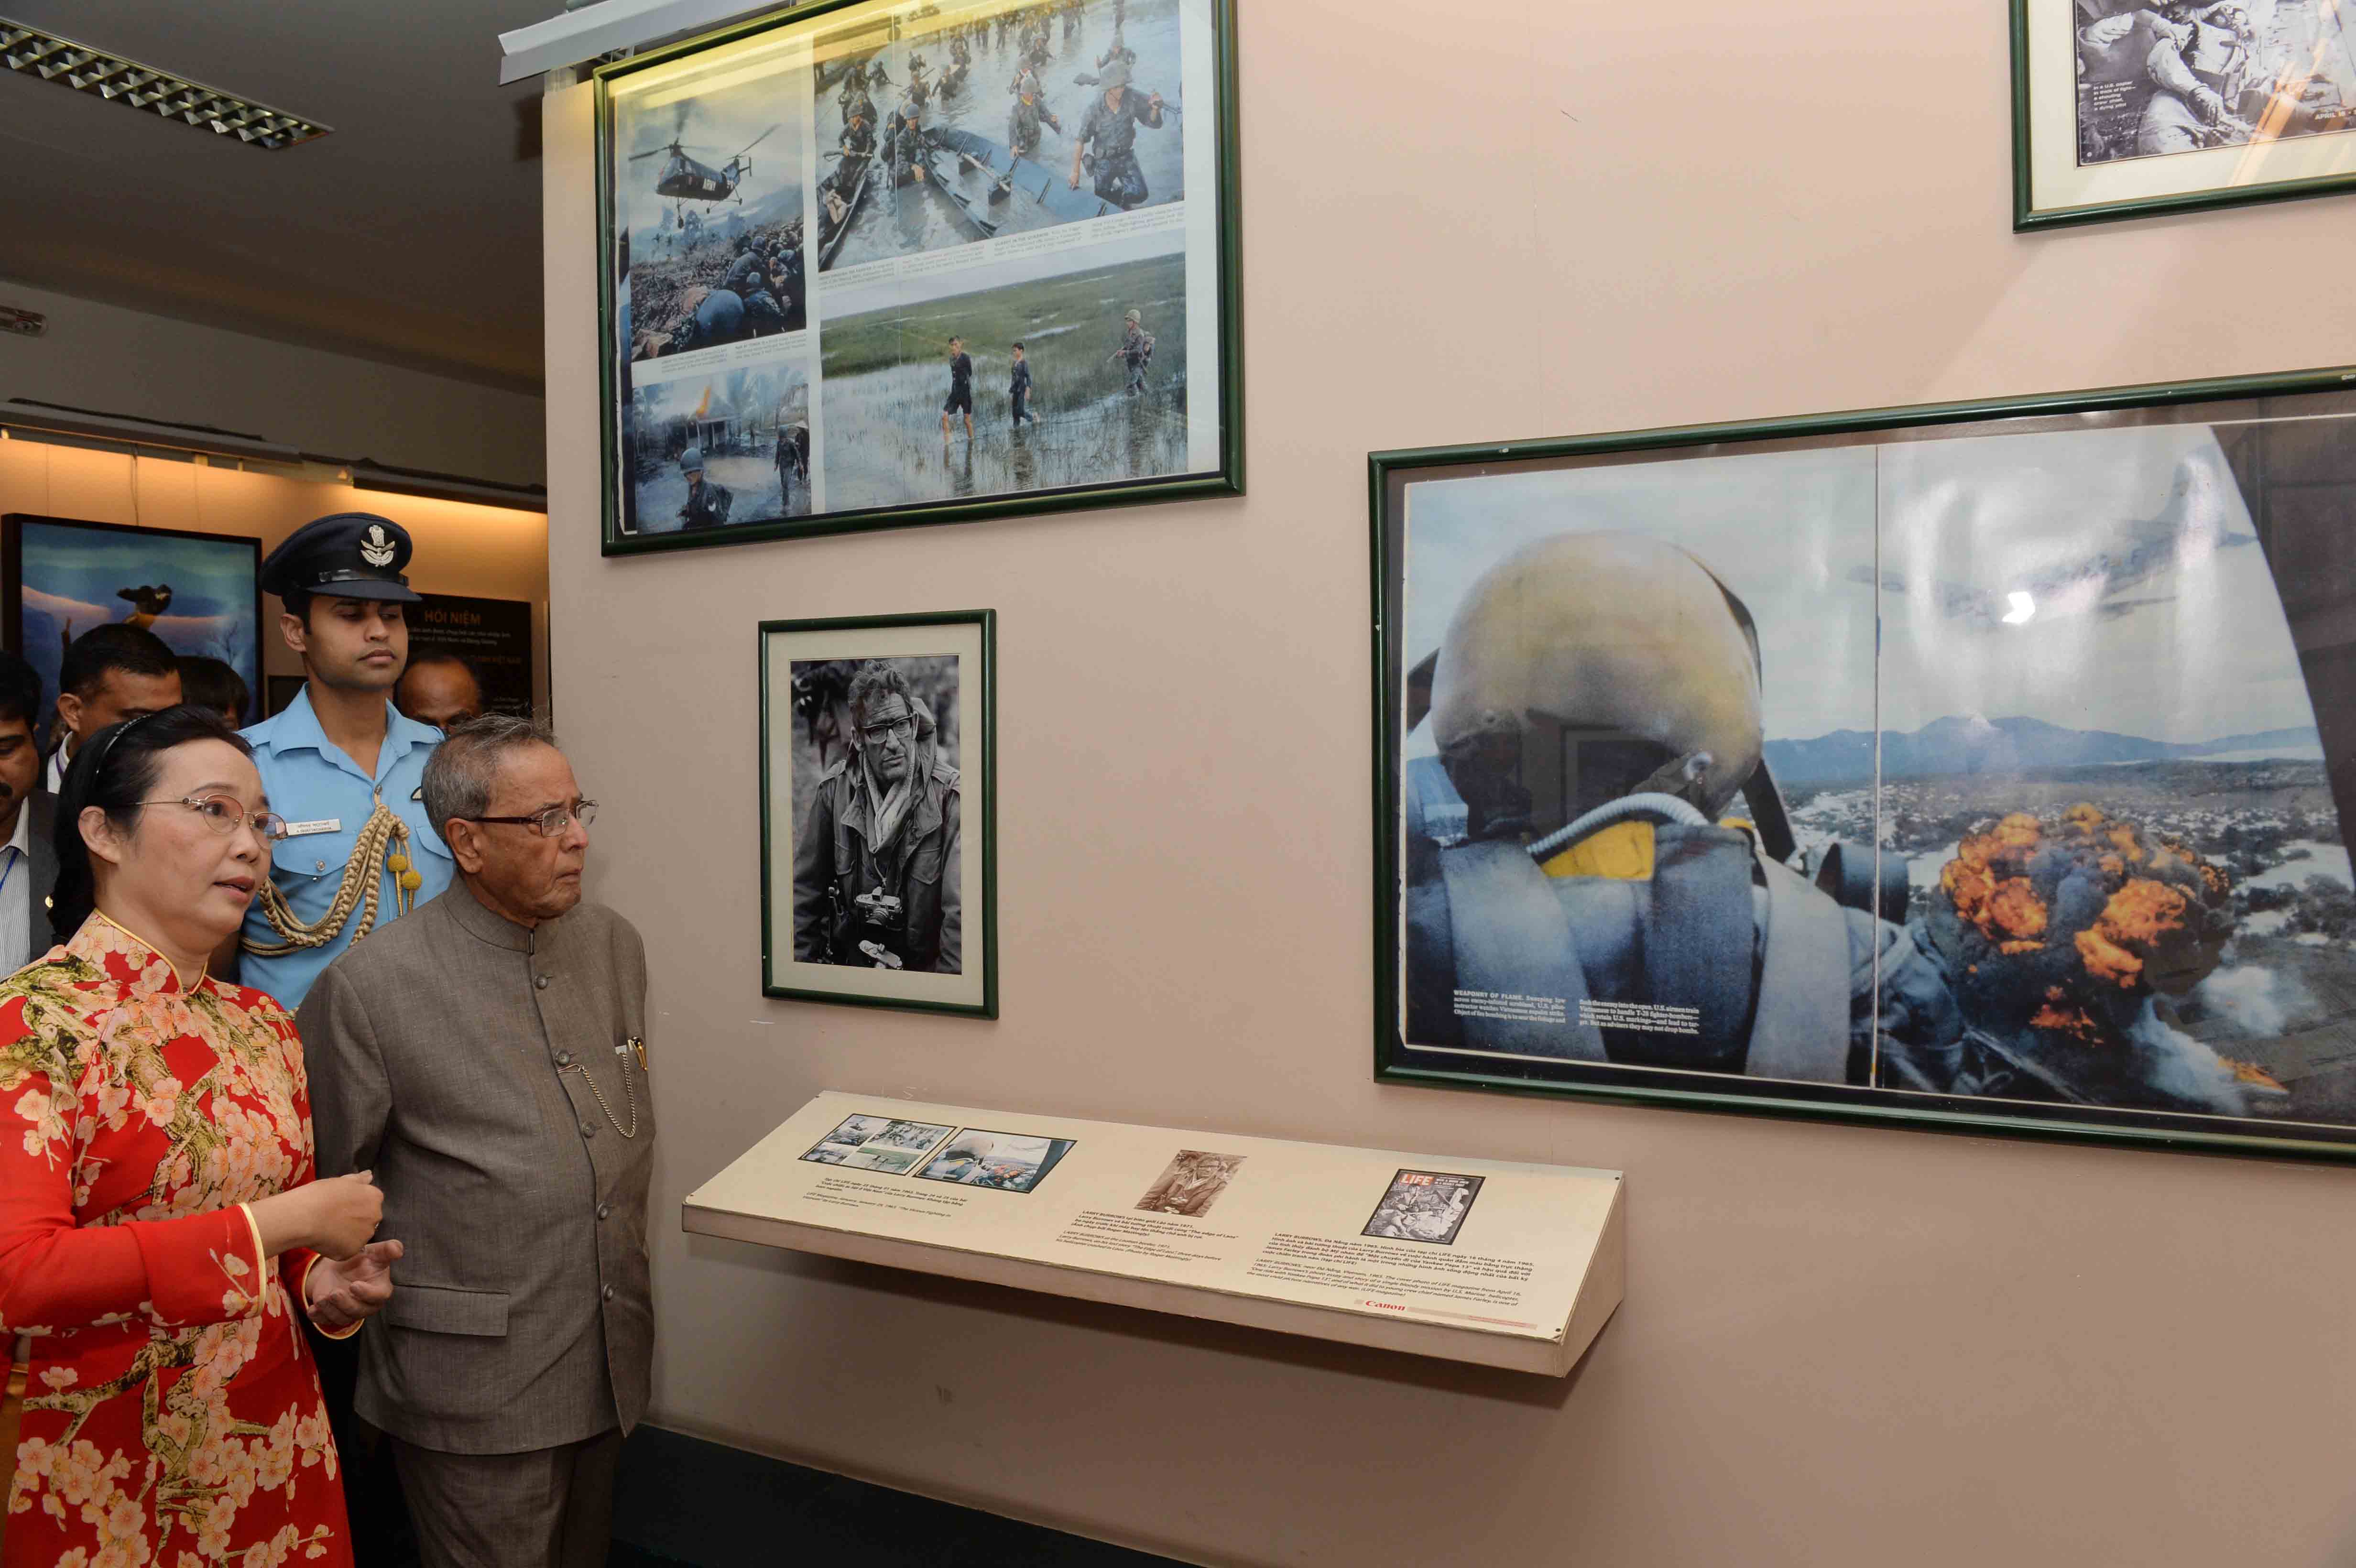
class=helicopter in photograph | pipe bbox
[630,125,779,247]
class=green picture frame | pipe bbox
[595,0,1243,555]
[2011,0,2356,230]
[759,609,997,1017]
[1374,364,2356,1163]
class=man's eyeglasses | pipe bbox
[139,794,289,841]
[860,717,915,746]
[460,802,599,837]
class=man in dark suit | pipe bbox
[0,651,58,966]
[301,715,652,1568]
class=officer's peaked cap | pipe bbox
[261,512,421,604]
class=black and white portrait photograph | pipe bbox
[762,613,997,1017]
[789,654,964,975]
[1361,1170,1483,1246]
[1134,1150,1243,1217]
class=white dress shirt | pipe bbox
[0,802,33,974]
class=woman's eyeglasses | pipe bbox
[139,794,289,841]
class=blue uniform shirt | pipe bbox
[240,687,454,1008]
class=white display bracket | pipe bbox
[684,1092,1625,1377]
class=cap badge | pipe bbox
[360,525,396,568]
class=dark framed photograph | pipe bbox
[1374,365,2356,1162]
[2,513,263,730]
[2012,0,2356,229]
[597,0,1241,555]
[759,610,995,1016]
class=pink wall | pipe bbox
[541,4,2356,1560]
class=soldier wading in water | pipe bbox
[1068,61,1166,209]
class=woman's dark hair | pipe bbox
[51,705,253,946]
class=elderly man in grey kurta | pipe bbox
[301,715,654,1568]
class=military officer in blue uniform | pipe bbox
[240,512,454,1010]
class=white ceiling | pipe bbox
[0,0,557,392]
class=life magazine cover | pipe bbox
[1387,398,2356,1146]
[1362,1170,1483,1245]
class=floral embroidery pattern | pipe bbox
[0,919,349,1566]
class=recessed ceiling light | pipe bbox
[0,18,330,148]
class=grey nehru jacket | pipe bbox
[299,882,656,1456]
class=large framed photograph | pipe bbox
[2012,0,2356,228]
[1374,365,2356,1162]
[597,0,1241,555]
[759,610,995,1016]
[2,513,263,730]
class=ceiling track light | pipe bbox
[0,18,330,148]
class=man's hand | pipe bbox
[1149,90,1163,112]
[306,1238,403,1332]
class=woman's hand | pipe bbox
[249,1172,383,1261]
[305,1239,402,1332]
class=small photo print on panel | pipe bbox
[842,1145,931,1173]
[800,1112,950,1170]
[914,1129,1076,1193]
[802,1112,890,1162]
[817,1113,891,1147]
[1361,1169,1484,1246]
[1134,1150,1244,1218]
[863,1119,955,1153]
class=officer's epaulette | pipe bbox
[931,760,961,790]
[816,755,851,784]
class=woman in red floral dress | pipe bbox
[0,708,402,1566]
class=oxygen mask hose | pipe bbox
[1526,793,1708,864]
